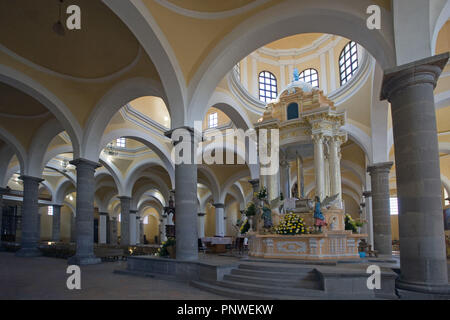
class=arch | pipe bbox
[188,0,396,125]
[0,144,16,187]
[132,184,168,211]
[99,155,124,195]
[0,127,26,175]
[0,65,82,156]
[43,145,73,169]
[103,0,187,127]
[339,41,359,86]
[286,102,299,120]
[207,91,253,130]
[341,123,372,161]
[219,169,251,203]
[197,165,221,203]
[432,0,450,55]
[54,178,76,205]
[99,128,174,184]
[82,77,169,161]
[26,118,64,177]
[441,175,450,196]
[124,158,173,197]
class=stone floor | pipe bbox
[0,252,225,300]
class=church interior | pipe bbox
[0,0,449,301]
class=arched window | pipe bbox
[116,137,126,148]
[233,62,240,81]
[287,103,299,120]
[299,68,319,88]
[259,71,277,103]
[339,41,359,85]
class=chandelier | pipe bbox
[104,142,118,156]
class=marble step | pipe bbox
[209,279,326,297]
[223,273,321,290]
[231,267,318,281]
[238,262,317,273]
[190,280,312,300]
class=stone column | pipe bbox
[248,179,259,202]
[381,53,449,294]
[197,213,205,239]
[329,136,344,200]
[70,213,76,243]
[165,126,200,261]
[312,134,325,201]
[139,218,144,244]
[99,212,108,244]
[119,196,131,246]
[214,203,225,237]
[51,204,63,242]
[68,159,101,265]
[280,160,290,199]
[324,148,330,198]
[109,217,118,245]
[135,216,140,244]
[36,211,41,243]
[367,162,393,255]
[160,214,167,242]
[296,155,305,198]
[16,176,43,257]
[129,209,137,245]
[0,187,8,250]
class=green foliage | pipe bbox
[157,237,176,256]
[257,187,268,200]
[245,202,256,216]
[345,214,358,233]
[275,213,306,235]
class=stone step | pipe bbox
[231,268,318,281]
[223,273,322,290]
[190,280,311,300]
[238,262,316,273]
[210,279,326,297]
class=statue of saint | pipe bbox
[313,196,327,232]
[261,199,273,230]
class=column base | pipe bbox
[16,247,42,257]
[68,255,101,266]
[396,279,450,296]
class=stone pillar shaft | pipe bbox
[214,203,225,237]
[280,160,290,199]
[313,134,325,200]
[17,175,43,257]
[99,213,107,244]
[329,137,343,200]
[51,205,62,242]
[135,216,140,244]
[129,209,137,245]
[70,213,76,243]
[198,213,205,239]
[68,159,101,265]
[110,217,118,245]
[367,162,393,255]
[119,196,131,246]
[0,188,9,250]
[165,126,200,261]
[381,53,449,293]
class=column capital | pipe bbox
[381,53,449,102]
[52,204,63,208]
[367,162,393,175]
[311,133,324,143]
[19,175,44,183]
[164,126,203,145]
[130,209,138,214]
[197,212,206,217]
[118,196,132,201]
[213,203,225,209]
[280,159,289,168]
[69,158,101,170]
[99,212,108,216]
[248,179,259,187]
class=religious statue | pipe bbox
[313,196,327,232]
[261,199,273,230]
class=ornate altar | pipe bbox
[249,73,367,260]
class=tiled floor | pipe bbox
[0,252,225,300]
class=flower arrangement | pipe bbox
[344,214,357,233]
[257,187,268,200]
[275,212,306,235]
[157,237,176,257]
[244,201,256,216]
